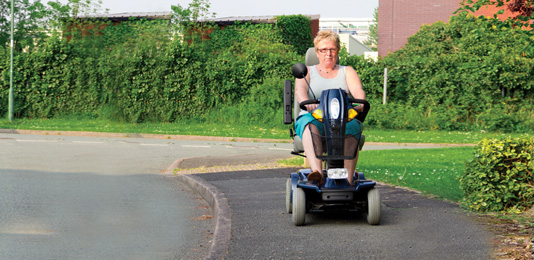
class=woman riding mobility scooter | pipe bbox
[283,51,381,226]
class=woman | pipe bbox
[294,30,366,185]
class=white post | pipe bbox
[383,68,388,105]
[9,0,14,121]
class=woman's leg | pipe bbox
[302,124,323,179]
[344,136,359,184]
[345,153,359,184]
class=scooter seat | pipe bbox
[293,135,304,154]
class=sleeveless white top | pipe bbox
[307,65,349,100]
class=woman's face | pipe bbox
[316,39,339,67]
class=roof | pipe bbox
[78,12,172,21]
[76,12,320,24]
[198,14,321,25]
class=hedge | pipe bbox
[460,137,534,213]
[1,13,533,132]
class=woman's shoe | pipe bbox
[307,170,324,186]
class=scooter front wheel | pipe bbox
[292,187,306,226]
[366,188,381,225]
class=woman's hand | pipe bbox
[305,104,319,112]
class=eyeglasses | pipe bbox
[318,48,338,53]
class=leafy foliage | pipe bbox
[363,7,378,51]
[1,3,533,133]
[457,0,534,29]
[1,0,52,50]
[276,15,313,55]
[0,15,301,123]
[343,13,534,132]
[460,137,534,212]
[0,0,108,51]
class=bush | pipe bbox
[340,13,534,132]
[460,137,534,213]
[1,13,533,133]
[0,18,302,123]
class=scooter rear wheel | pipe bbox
[285,178,292,214]
[292,188,306,226]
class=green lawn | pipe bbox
[2,117,528,203]
[278,147,472,202]
[357,147,473,202]
[0,118,530,143]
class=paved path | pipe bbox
[182,168,492,260]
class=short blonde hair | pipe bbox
[314,30,341,51]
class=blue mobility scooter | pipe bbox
[283,49,381,226]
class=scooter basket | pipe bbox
[309,123,359,160]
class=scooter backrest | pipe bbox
[305,47,320,66]
[305,47,340,66]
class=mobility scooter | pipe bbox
[283,49,381,226]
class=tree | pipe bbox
[507,0,533,18]
[0,0,107,51]
[171,0,216,42]
[0,0,51,50]
[457,0,534,29]
[364,7,378,51]
[64,0,107,17]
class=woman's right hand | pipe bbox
[305,104,319,112]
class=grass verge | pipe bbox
[279,147,471,202]
[0,118,531,143]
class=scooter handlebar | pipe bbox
[348,98,371,123]
[299,98,370,123]
[299,99,319,110]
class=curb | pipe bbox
[0,129,290,144]
[166,162,232,260]
[174,174,232,260]
[0,129,475,147]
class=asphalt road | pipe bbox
[193,168,493,260]
[0,133,272,259]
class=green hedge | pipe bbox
[343,13,534,132]
[460,137,534,213]
[1,13,533,132]
[0,18,301,123]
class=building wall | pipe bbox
[339,34,373,57]
[378,0,461,56]
[319,18,374,44]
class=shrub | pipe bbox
[460,137,534,213]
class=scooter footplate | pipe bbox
[322,191,353,201]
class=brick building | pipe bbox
[378,0,461,56]
[377,0,527,56]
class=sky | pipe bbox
[63,0,378,19]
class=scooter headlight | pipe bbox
[330,98,341,120]
[327,168,349,179]
[311,109,323,122]
[348,108,358,122]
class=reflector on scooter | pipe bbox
[311,109,323,122]
[348,108,358,121]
